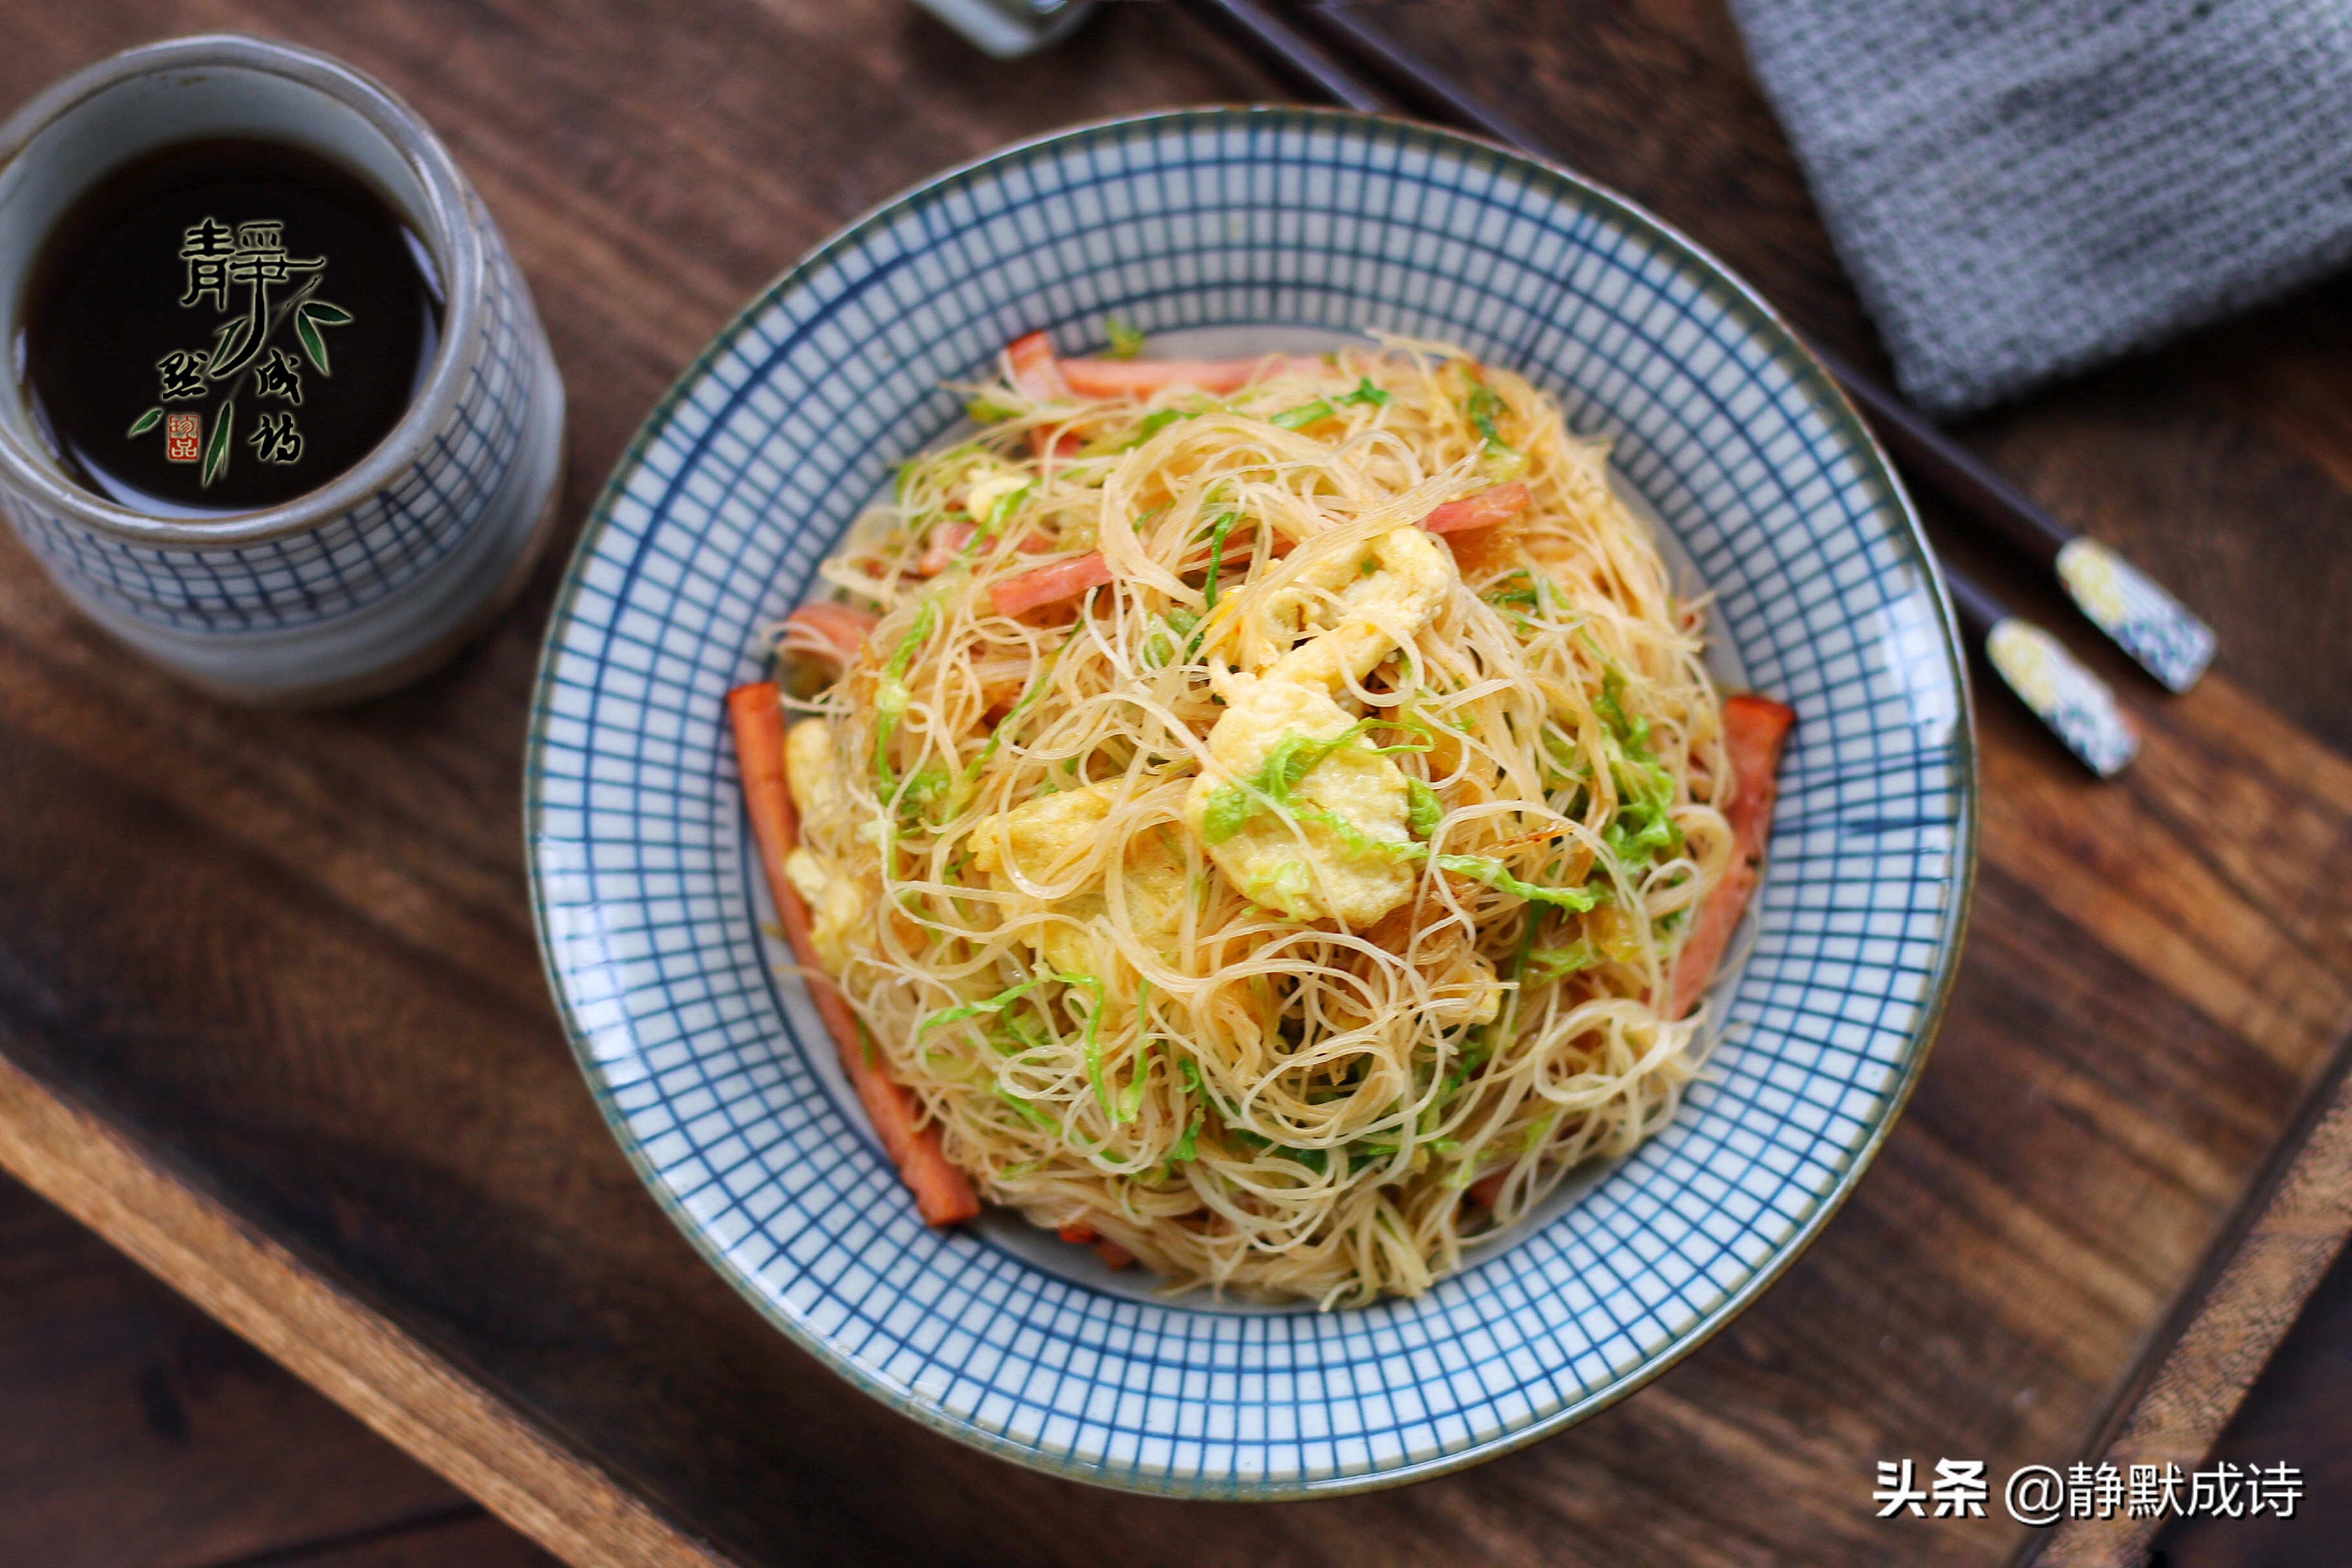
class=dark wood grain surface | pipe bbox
[3,3,2350,1565]
[0,1168,554,1568]
[2155,1236,2352,1567]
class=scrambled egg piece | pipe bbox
[963,463,1030,522]
[779,717,868,969]
[1187,524,1454,926]
[786,716,841,824]
[970,782,1187,979]
[1182,678,1417,927]
[1257,524,1453,689]
[784,846,868,972]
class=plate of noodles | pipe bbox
[527,108,1975,1496]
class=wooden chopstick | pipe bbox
[1185,0,2145,775]
[1285,0,1545,152]
[1809,344,2211,693]
[1261,0,2214,698]
[1193,0,1383,112]
[1943,563,2141,779]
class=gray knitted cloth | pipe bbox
[1727,0,2352,414]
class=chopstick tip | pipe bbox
[1985,616,2141,777]
[2053,538,2215,694]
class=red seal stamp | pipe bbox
[164,411,201,462]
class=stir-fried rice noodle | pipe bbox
[774,336,1738,1308]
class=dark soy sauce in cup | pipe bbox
[19,139,440,518]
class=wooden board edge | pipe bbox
[2022,1039,2352,1567]
[0,1045,744,1568]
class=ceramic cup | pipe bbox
[0,34,565,704]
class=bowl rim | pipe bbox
[522,103,1980,1499]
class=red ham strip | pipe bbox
[1421,482,1532,534]
[1005,329,1072,400]
[1059,353,1327,398]
[781,602,877,659]
[1473,691,1795,1212]
[725,682,980,1227]
[1056,1222,1137,1270]
[917,521,978,576]
[989,552,1116,617]
[916,520,1051,577]
[1667,694,1797,1019]
[1004,331,1083,458]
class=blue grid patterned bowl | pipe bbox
[525,108,1976,1497]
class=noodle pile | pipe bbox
[771,335,1737,1307]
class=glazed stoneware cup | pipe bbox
[0,34,565,703]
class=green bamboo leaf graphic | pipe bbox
[206,316,253,378]
[300,300,353,326]
[202,400,233,488]
[294,308,331,377]
[126,407,164,438]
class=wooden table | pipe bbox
[5,4,2351,1565]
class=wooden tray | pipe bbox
[5,4,2350,1564]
